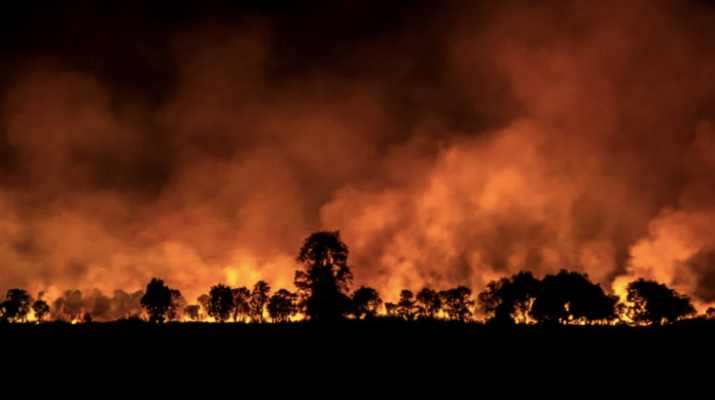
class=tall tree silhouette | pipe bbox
[208,284,235,323]
[440,286,475,322]
[478,271,539,324]
[351,286,383,319]
[140,278,173,323]
[250,280,271,323]
[32,291,50,323]
[295,231,353,322]
[416,288,441,319]
[267,289,298,322]
[530,270,617,325]
[626,278,696,325]
[1,289,32,322]
[231,286,251,322]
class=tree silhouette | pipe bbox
[626,278,696,325]
[208,284,235,323]
[197,294,210,321]
[530,270,617,325]
[1,289,32,322]
[32,291,50,323]
[167,289,184,322]
[440,286,475,322]
[295,231,354,322]
[396,290,419,321]
[478,271,539,324]
[140,278,173,323]
[250,280,271,323]
[32,292,50,322]
[706,307,715,320]
[267,289,298,322]
[351,286,383,319]
[231,286,251,322]
[416,288,441,319]
[385,302,398,317]
[184,305,200,321]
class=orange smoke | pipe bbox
[0,1,714,313]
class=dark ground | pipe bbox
[2,319,713,392]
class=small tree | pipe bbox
[184,305,200,321]
[1,289,32,322]
[396,290,419,321]
[441,286,475,322]
[626,278,696,325]
[32,291,50,323]
[231,286,251,322]
[167,289,184,322]
[250,281,271,323]
[385,302,398,317]
[416,288,441,319]
[478,271,539,324]
[351,286,383,319]
[140,278,173,323]
[197,294,210,321]
[706,307,715,320]
[267,289,298,322]
[208,284,235,323]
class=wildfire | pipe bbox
[1,0,715,319]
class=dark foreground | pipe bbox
[3,319,713,389]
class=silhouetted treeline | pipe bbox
[1,230,713,326]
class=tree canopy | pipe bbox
[250,280,271,323]
[267,289,298,323]
[530,270,617,325]
[1,289,32,322]
[295,230,354,322]
[208,284,234,322]
[626,278,696,325]
[351,286,383,319]
[140,278,173,323]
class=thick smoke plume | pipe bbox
[1,0,715,311]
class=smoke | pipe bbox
[0,0,715,310]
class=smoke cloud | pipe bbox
[1,0,715,311]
